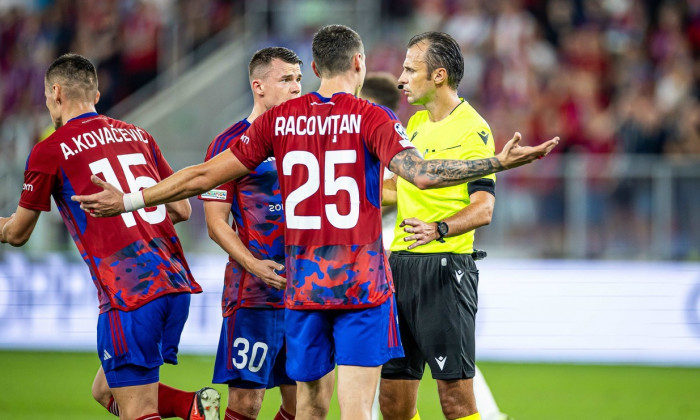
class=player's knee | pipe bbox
[228,389,264,418]
[280,386,297,414]
[439,393,474,419]
[379,392,413,419]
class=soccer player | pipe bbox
[0,54,220,420]
[360,71,512,420]
[72,25,558,419]
[199,47,302,420]
[378,32,507,420]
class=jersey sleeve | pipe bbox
[462,125,496,175]
[18,148,57,212]
[363,107,415,168]
[463,124,497,194]
[229,115,273,171]
[147,136,175,181]
[197,127,240,203]
[199,181,235,203]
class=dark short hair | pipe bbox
[248,47,303,78]
[362,72,401,111]
[45,53,98,101]
[408,32,464,90]
[312,25,363,77]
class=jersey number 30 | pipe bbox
[283,150,359,230]
[89,153,167,227]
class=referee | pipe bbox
[379,32,497,420]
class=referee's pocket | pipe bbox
[447,256,479,315]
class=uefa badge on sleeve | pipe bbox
[395,123,414,149]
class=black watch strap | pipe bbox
[436,221,448,243]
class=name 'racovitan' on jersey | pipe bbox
[19,113,201,313]
[230,92,415,309]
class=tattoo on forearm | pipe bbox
[389,149,504,185]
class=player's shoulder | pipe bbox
[26,129,63,170]
[455,101,490,131]
[105,116,152,136]
[209,118,250,151]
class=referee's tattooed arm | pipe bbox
[388,131,559,189]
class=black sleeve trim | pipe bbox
[468,178,495,197]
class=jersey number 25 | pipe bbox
[283,150,359,230]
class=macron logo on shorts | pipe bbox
[435,356,447,371]
[455,270,464,284]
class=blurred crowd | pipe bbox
[0,0,239,165]
[368,0,700,157]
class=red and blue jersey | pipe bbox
[198,119,286,316]
[230,92,415,309]
[19,113,201,313]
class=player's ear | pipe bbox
[311,61,321,78]
[52,83,62,105]
[433,68,447,86]
[94,89,101,105]
[353,53,363,72]
[251,79,264,96]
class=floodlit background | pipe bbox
[1,0,700,419]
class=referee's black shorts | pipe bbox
[381,251,478,381]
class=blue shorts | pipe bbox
[97,293,191,388]
[213,307,293,389]
[285,296,404,382]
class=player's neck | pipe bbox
[424,90,462,123]
[317,75,360,98]
[61,102,98,124]
[247,102,267,123]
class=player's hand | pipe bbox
[496,132,559,170]
[71,175,126,217]
[400,217,439,250]
[246,259,287,290]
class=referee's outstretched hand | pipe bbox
[400,217,439,249]
[496,132,559,170]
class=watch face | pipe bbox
[438,222,448,236]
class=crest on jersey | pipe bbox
[201,189,227,200]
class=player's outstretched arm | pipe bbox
[204,201,286,290]
[72,150,251,217]
[388,132,559,189]
[0,207,41,247]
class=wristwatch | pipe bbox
[436,221,449,243]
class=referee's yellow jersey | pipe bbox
[390,100,495,254]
